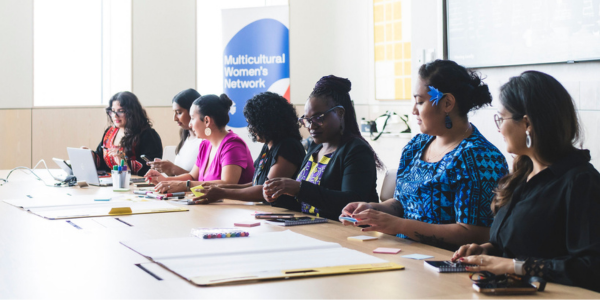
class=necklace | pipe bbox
[425,124,472,162]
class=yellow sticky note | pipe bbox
[191,185,205,197]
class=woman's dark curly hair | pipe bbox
[106,91,152,158]
[243,92,301,143]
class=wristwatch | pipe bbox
[513,258,526,275]
[186,180,191,191]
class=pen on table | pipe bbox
[164,192,185,197]
[114,218,133,227]
[134,190,152,195]
[66,220,82,229]
[26,195,32,198]
[158,196,185,200]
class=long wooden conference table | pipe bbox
[0,169,598,299]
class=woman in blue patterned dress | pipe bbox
[341,60,509,250]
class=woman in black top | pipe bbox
[190,92,305,203]
[83,91,162,176]
[263,75,382,220]
[452,71,600,292]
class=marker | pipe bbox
[115,218,133,227]
[66,220,82,229]
[133,190,151,195]
[145,194,159,199]
[164,192,185,197]
[158,196,185,200]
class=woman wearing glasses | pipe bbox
[262,75,382,220]
[145,94,255,194]
[189,92,305,203]
[452,71,600,292]
[341,60,508,251]
[83,91,163,175]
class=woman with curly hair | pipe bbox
[83,91,163,176]
[189,92,305,203]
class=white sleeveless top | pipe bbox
[173,134,202,172]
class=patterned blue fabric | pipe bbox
[394,125,508,238]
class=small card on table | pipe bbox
[347,235,378,242]
[373,247,402,254]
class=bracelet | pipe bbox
[513,258,525,275]
[186,180,191,190]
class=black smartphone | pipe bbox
[473,281,538,295]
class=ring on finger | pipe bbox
[480,258,483,265]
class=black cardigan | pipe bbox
[272,137,379,220]
[489,150,600,292]
[93,127,163,176]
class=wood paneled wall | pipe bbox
[0,109,32,169]
[0,107,181,170]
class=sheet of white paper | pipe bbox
[28,201,185,219]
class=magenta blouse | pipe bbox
[195,131,255,184]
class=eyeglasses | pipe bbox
[494,114,513,129]
[106,109,126,117]
[298,106,344,128]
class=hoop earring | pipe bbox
[204,127,212,137]
[525,130,532,148]
[445,113,453,129]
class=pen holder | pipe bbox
[112,169,131,191]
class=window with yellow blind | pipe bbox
[374,0,412,100]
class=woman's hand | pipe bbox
[189,185,226,204]
[262,178,301,201]
[352,209,402,235]
[108,147,125,164]
[339,202,373,225]
[451,243,488,262]
[148,158,175,175]
[144,169,166,184]
[460,255,515,275]
[154,181,186,194]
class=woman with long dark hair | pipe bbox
[452,71,600,292]
[341,60,508,251]
[145,94,254,194]
[83,91,162,176]
[190,91,305,203]
[147,88,202,175]
[262,75,381,220]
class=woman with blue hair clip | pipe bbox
[341,59,508,251]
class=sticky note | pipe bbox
[402,254,434,260]
[191,185,205,197]
[347,235,378,242]
[234,221,261,227]
[373,247,402,254]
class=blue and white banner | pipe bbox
[222,6,290,128]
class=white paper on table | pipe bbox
[28,200,186,220]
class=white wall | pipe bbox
[289,0,372,106]
[0,0,33,109]
[132,0,197,107]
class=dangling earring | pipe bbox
[525,130,532,148]
[204,127,212,137]
[444,113,453,129]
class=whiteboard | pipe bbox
[447,0,600,68]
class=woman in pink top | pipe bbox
[145,94,254,193]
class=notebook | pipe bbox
[265,216,328,226]
[424,260,475,273]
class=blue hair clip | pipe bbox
[428,86,445,105]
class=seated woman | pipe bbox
[83,91,162,176]
[190,92,305,203]
[145,94,254,194]
[148,88,202,176]
[341,60,509,250]
[452,71,600,292]
[262,75,382,220]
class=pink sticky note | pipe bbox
[234,221,261,227]
[373,247,402,254]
